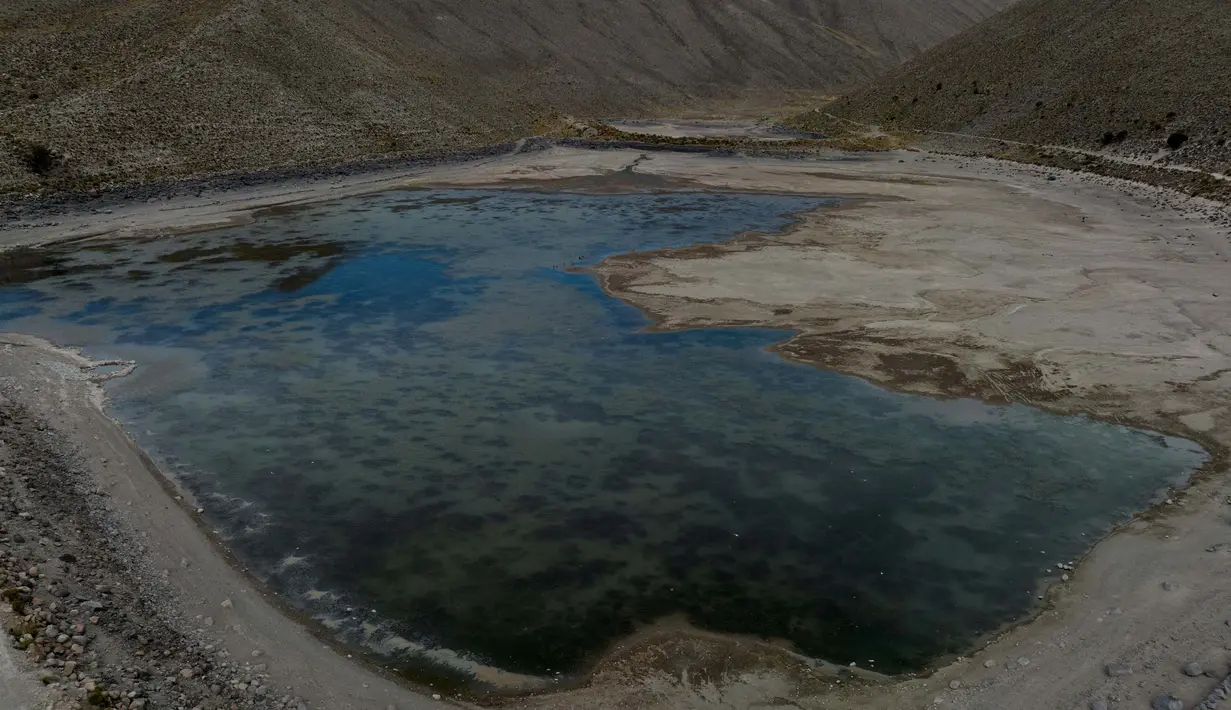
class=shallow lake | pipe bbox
[0,187,1206,681]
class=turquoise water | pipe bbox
[0,188,1205,680]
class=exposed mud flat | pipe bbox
[2,145,1231,710]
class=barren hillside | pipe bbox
[827,0,1231,173]
[0,0,1012,192]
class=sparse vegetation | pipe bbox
[782,110,913,151]
[0,0,1012,194]
[981,142,1231,202]
[87,684,115,707]
[828,0,1231,173]
[22,143,57,175]
[2,586,30,614]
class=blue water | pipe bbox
[0,188,1205,681]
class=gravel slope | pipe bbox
[0,0,1013,193]
[827,0,1231,173]
[0,334,442,710]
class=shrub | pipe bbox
[87,685,114,707]
[1167,132,1189,150]
[22,143,57,175]
[2,587,28,614]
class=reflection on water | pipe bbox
[0,188,1206,680]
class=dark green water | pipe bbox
[0,187,1205,681]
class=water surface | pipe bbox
[0,187,1205,679]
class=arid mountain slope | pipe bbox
[828,0,1231,172]
[0,0,1012,192]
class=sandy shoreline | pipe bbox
[2,145,1230,710]
[0,333,446,709]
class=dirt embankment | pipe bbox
[0,0,1015,195]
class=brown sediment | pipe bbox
[775,334,1063,404]
[771,331,1229,472]
[475,616,888,707]
[584,214,1228,486]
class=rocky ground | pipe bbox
[0,334,435,710]
[0,392,314,709]
[822,0,1231,174]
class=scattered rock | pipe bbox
[1105,663,1133,677]
[0,393,314,710]
[1090,699,1108,710]
[983,659,997,668]
[1184,661,1203,677]
[1151,695,1183,710]
[1163,581,1177,591]
[949,680,961,689]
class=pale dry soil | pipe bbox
[601,119,807,142]
[3,146,1231,710]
